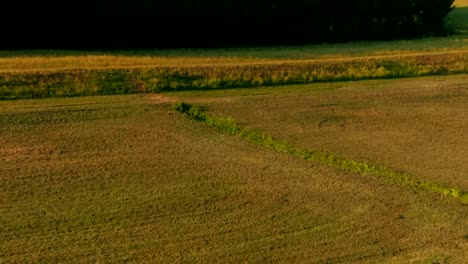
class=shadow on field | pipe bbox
[447,7,468,37]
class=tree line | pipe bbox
[2,0,455,49]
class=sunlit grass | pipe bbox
[455,0,468,6]
[0,41,467,73]
[2,52,468,99]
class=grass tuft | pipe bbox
[460,193,468,205]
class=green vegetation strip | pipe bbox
[174,102,468,205]
[2,52,468,100]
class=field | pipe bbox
[173,75,468,191]
[1,76,467,263]
[1,1,468,263]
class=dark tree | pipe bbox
[0,0,455,49]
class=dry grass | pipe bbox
[0,45,467,73]
[1,94,467,262]
[456,0,468,6]
[2,52,468,100]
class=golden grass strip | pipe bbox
[174,102,468,205]
[2,52,468,100]
[1,50,467,74]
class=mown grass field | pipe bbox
[1,85,467,263]
[1,1,468,262]
[173,75,468,192]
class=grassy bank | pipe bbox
[2,51,468,99]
